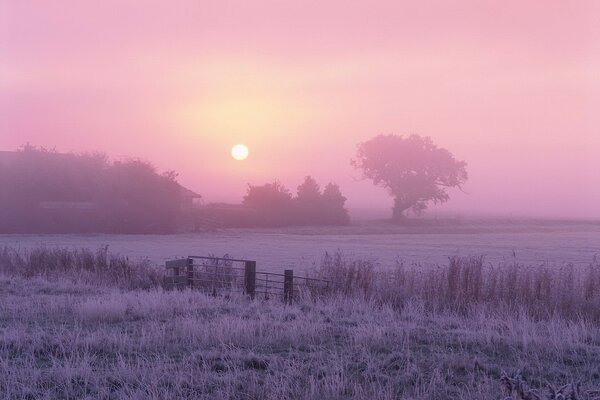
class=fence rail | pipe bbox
[162,256,336,303]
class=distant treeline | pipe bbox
[0,147,351,233]
[201,177,350,228]
[0,146,184,233]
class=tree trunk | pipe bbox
[392,198,409,222]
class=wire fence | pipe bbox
[163,256,338,302]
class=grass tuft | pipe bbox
[311,251,600,321]
[0,245,162,289]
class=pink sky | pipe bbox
[2,1,599,219]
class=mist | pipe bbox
[2,1,599,220]
[3,2,600,399]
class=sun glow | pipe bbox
[231,144,249,161]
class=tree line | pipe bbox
[0,146,182,233]
[0,147,351,233]
[240,177,350,227]
[1,134,468,232]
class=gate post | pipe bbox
[244,261,256,299]
[187,257,194,288]
[284,269,294,304]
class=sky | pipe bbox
[1,1,599,219]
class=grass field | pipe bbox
[1,242,600,399]
[1,219,598,272]
[1,277,600,399]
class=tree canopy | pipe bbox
[295,177,350,225]
[241,177,349,227]
[0,146,183,233]
[352,134,467,220]
[242,181,294,226]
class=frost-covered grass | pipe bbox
[0,246,162,289]
[312,252,600,322]
[1,275,600,399]
[1,244,600,399]
[3,245,599,321]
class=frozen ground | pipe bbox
[3,277,599,400]
[0,220,598,273]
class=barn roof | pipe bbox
[178,183,202,199]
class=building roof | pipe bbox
[2,150,202,199]
[178,183,201,199]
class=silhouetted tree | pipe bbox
[0,146,184,233]
[242,181,293,226]
[296,176,321,201]
[101,159,182,232]
[240,178,350,227]
[352,134,467,220]
[322,183,350,225]
[294,176,322,223]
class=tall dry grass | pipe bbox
[2,245,599,320]
[1,247,600,398]
[312,252,600,321]
[1,277,599,399]
[0,245,162,289]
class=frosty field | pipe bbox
[0,220,598,273]
[2,220,600,399]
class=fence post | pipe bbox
[187,257,194,288]
[244,261,256,299]
[172,265,180,290]
[284,269,294,304]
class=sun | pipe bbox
[231,144,249,161]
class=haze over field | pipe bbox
[3,3,600,398]
[2,1,599,219]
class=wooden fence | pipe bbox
[162,256,336,303]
